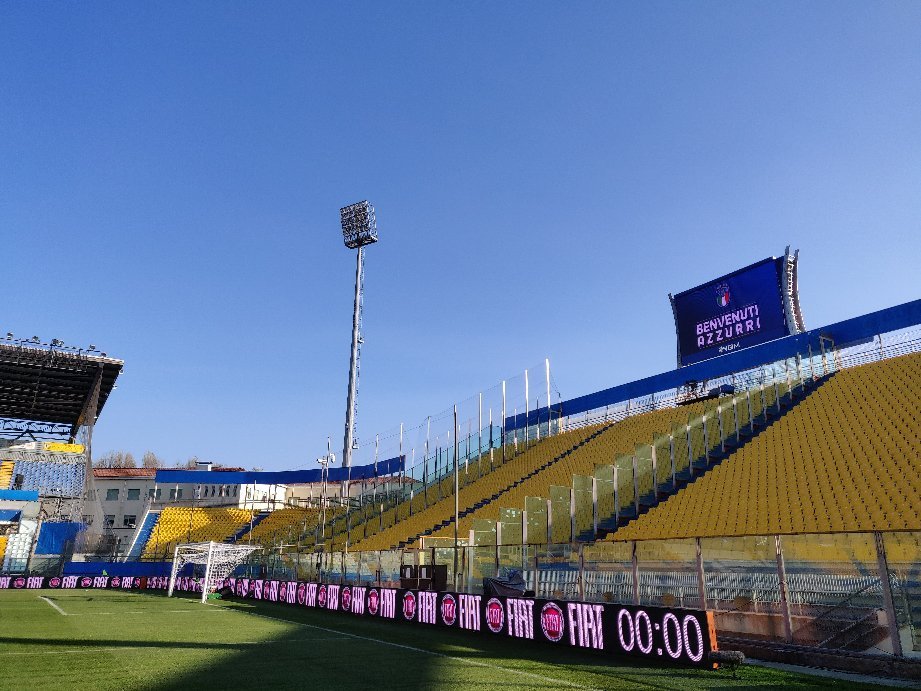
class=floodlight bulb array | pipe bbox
[340,200,379,249]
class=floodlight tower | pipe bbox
[339,200,379,469]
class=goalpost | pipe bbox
[168,541,261,604]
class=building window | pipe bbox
[104,515,115,528]
[127,489,140,501]
[233,485,238,497]
[148,488,162,500]
[169,488,184,501]
[105,488,119,501]
[123,515,137,528]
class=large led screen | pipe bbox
[672,257,788,366]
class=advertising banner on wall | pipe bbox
[0,575,718,668]
[670,257,789,367]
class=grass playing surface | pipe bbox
[0,589,885,690]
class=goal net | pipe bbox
[168,541,261,604]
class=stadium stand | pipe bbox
[0,461,13,489]
[340,398,727,551]
[126,510,160,559]
[141,507,255,559]
[611,352,921,541]
[437,397,730,542]
[235,507,321,546]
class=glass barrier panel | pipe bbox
[593,465,616,532]
[781,533,892,652]
[344,551,360,585]
[700,534,783,644]
[883,532,921,657]
[535,544,580,600]
[357,551,375,584]
[572,475,594,539]
[653,434,671,488]
[763,376,777,413]
[472,518,497,546]
[549,485,571,544]
[688,415,706,464]
[380,550,401,586]
[499,508,523,546]
[704,403,721,452]
[635,539,702,609]
[525,496,548,545]
[615,454,635,513]
[672,423,690,476]
[582,541,633,604]
[749,385,764,423]
[634,445,654,501]
[718,402,733,447]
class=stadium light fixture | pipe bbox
[338,201,379,470]
[339,200,378,249]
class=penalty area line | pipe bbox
[210,603,600,691]
[38,596,68,616]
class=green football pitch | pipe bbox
[0,589,882,690]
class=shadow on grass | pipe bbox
[149,598,859,691]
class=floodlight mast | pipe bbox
[339,201,378,470]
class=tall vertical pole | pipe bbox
[373,434,379,506]
[343,246,364,469]
[453,405,460,590]
[501,381,507,463]
[524,369,530,448]
[478,393,483,463]
[545,358,552,436]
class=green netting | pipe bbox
[525,496,548,544]
[549,485,571,543]
[573,475,593,538]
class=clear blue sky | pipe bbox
[2,2,919,470]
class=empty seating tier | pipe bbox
[237,507,322,546]
[141,507,255,559]
[612,352,921,541]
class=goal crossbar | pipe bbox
[168,541,261,603]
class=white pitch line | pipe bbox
[211,604,599,691]
[38,596,68,616]
[0,638,351,656]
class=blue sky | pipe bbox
[1,2,919,470]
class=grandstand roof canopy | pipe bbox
[0,341,123,428]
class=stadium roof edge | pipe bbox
[0,341,123,428]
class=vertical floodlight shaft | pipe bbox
[453,405,460,590]
[343,246,364,468]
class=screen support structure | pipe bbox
[168,541,261,604]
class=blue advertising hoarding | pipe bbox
[671,257,789,366]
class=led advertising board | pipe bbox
[0,574,719,668]
[671,257,789,367]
